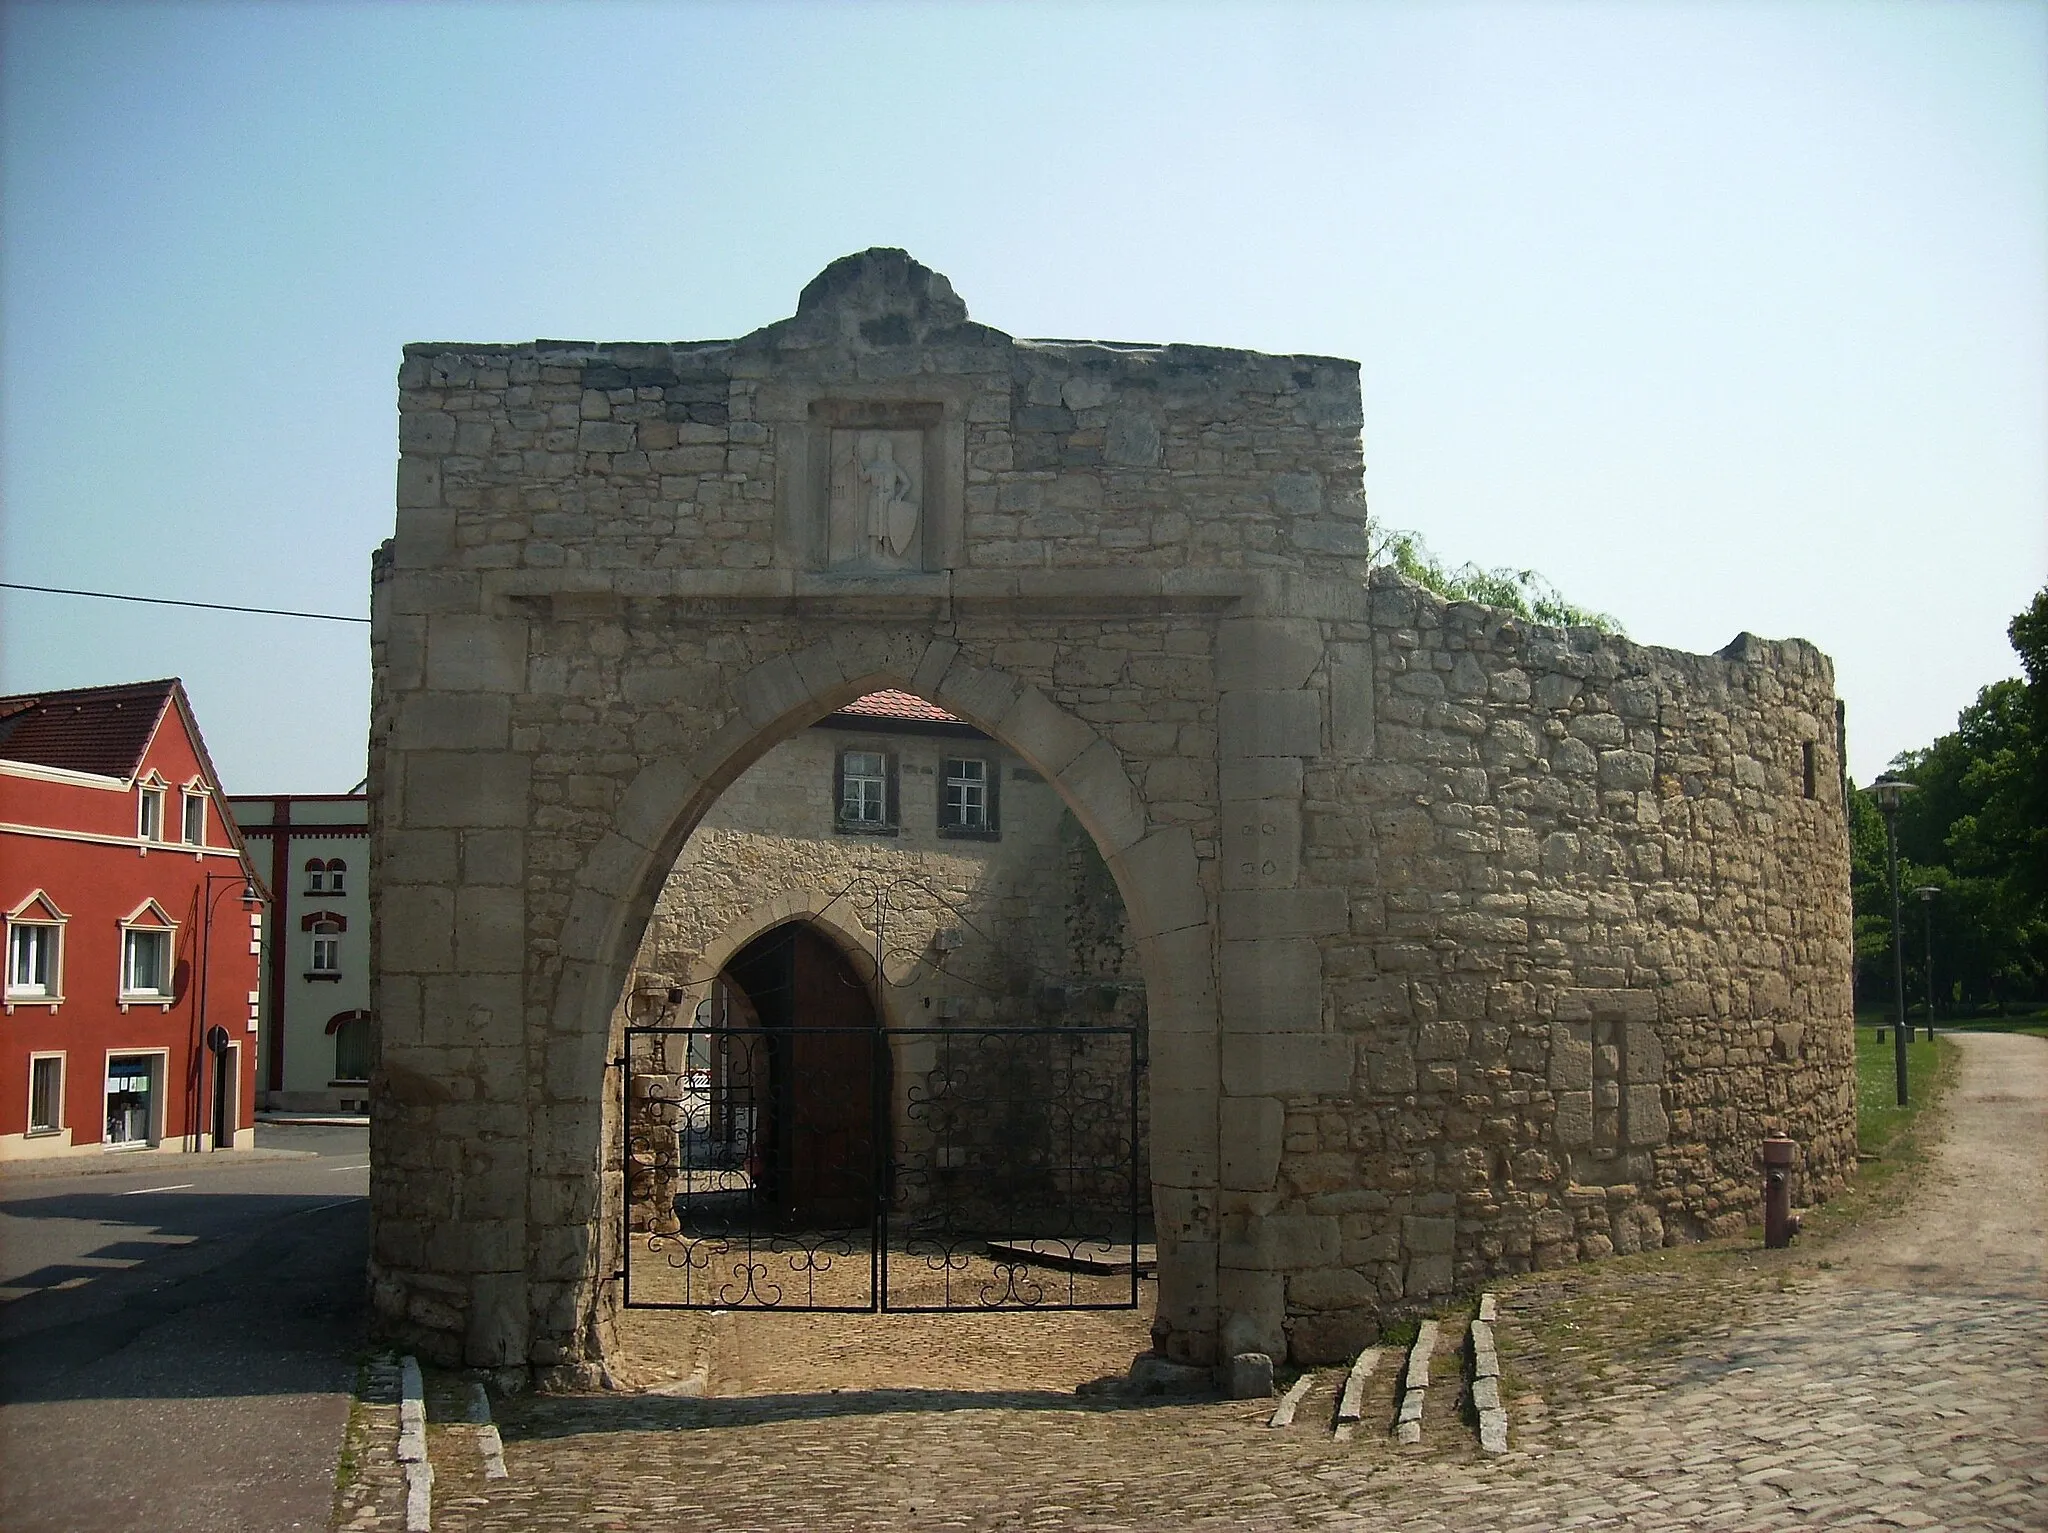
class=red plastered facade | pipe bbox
[1,680,267,1160]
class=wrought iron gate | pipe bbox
[620,1023,1144,1311]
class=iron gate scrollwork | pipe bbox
[620,1022,1143,1312]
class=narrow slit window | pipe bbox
[1802,741,1818,801]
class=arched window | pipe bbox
[331,1012,371,1083]
[326,860,347,894]
[305,859,326,894]
[310,921,341,975]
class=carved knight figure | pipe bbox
[860,436,919,560]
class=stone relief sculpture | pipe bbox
[860,434,920,560]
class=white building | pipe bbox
[229,791,370,1114]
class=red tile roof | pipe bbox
[834,690,961,724]
[0,679,179,780]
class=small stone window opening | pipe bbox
[939,756,1000,839]
[836,750,897,834]
[1802,741,1817,801]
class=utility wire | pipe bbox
[1,581,371,625]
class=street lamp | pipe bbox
[193,871,262,1151]
[1869,775,1917,1107]
[1912,886,1941,1043]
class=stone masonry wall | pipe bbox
[369,250,1853,1381]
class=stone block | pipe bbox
[613,759,704,852]
[1328,642,1375,756]
[1401,1215,1455,1255]
[383,828,458,887]
[1135,924,1215,1031]
[1219,939,1322,1031]
[397,456,441,508]
[1219,690,1322,758]
[1116,827,1207,939]
[406,752,531,829]
[1218,757,1302,801]
[1220,1214,1340,1271]
[1219,1097,1285,1191]
[936,659,1023,732]
[426,615,528,693]
[1150,1088,1219,1186]
[1215,619,1323,693]
[1222,1351,1276,1400]
[1220,1032,1352,1097]
[1405,1254,1453,1296]
[1287,1265,1375,1309]
[381,885,455,973]
[1217,1269,1286,1359]
[1220,887,1348,940]
[1057,736,1147,853]
[1289,1306,1379,1365]
[456,885,526,975]
[1220,798,1302,889]
[735,653,810,730]
[1148,1031,1218,1095]
[1549,1022,1593,1087]
[461,829,524,887]
[395,694,510,752]
[1554,1090,1594,1145]
[1625,1084,1670,1146]
[1624,1022,1665,1083]
[999,685,1096,776]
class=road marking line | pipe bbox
[327,1163,371,1171]
[121,1183,195,1195]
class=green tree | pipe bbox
[1853,585,2048,1014]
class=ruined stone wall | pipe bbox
[369,249,1852,1381]
[1226,574,1856,1363]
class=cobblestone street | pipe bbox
[337,1033,2046,1531]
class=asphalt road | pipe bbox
[0,1124,370,1532]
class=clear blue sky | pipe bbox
[3,0,2042,791]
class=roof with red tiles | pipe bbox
[0,678,180,779]
[834,690,962,725]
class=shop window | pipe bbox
[836,749,897,835]
[939,756,999,838]
[104,1055,158,1146]
[28,1055,62,1135]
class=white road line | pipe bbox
[327,1163,371,1171]
[121,1183,196,1195]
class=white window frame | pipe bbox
[326,860,347,894]
[4,892,68,1011]
[840,751,889,827]
[27,1052,64,1136]
[181,786,207,847]
[117,901,179,1010]
[310,921,341,976]
[137,780,166,843]
[941,756,992,832]
[305,859,326,894]
[103,1049,166,1148]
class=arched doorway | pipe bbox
[721,921,882,1229]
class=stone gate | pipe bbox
[368,249,1855,1383]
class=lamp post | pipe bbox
[193,870,261,1151]
[1913,886,1941,1043]
[1869,776,1916,1107]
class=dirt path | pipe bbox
[1828,1031,2047,1298]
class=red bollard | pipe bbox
[1762,1134,1800,1248]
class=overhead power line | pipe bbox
[1,581,371,625]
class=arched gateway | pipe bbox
[369,250,1855,1384]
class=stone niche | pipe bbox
[368,248,1854,1384]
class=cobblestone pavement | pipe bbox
[339,1034,2047,1531]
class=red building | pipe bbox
[1,679,266,1161]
